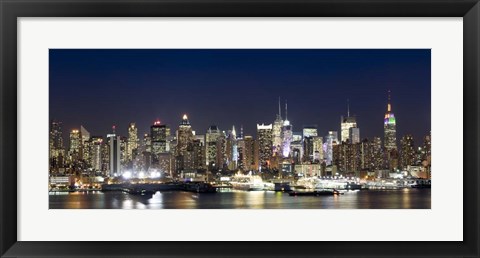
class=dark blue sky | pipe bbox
[50,49,431,143]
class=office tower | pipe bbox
[226,125,238,170]
[237,138,245,170]
[80,125,90,163]
[400,134,415,169]
[108,133,121,177]
[215,134,227,170]
[127,123,138,162]
[384,91,397,151]
[333,142,360,174]
[243,135,256,171]
[340,100,357,143]
[205,125,222,169]
[324,131,338,165]
[303,136,314,163]
[312,136,323,163]
[143,133,152,153]
[191,138,205,170]
[257,123,273,169]
[49,120,65,172]
[272,98,284,156]
[90,136,103,172]
[349,127,360,144]
[359,138,371,170]
[176,114,194,156]
[69,129,81,162]
[372,137,385,170]
[120,136,127,166]
[281,101,293,158]
[151,120,168,165]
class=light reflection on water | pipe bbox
[49,189,430,209]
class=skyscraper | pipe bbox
[108,133,121,177]
[312,136,323,163]
[272,98,284,156]
[302,125,318,162]
[176,114,194,156]
[49,120,65,172]
[90,136,103,172]
[349,127,360,144]
[281,101,293,158]
[151,120,168,165]
[324,131,338,165]
[400,134,415,169]
[69,129,81,163]
[80,125,90,163]
[257,123,273,169]
[384,91,397,151]
[205,125,222,169]
[127,123,138,162]
[226,125,238,169]
[243,135,256,171]
[340,100,357,143]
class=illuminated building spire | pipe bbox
[180,114,190,126]
[285,99,288,120]
[232,125,236,138]
[347,98,350,117]
[278,96,282,118]
[387,90,392,112]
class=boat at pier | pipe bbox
[230,173,264,191]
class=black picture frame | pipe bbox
[1,0,479,257]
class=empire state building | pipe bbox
[384,91,397,151]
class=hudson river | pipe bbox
[49,188,430,209]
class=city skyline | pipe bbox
[50,49,431,142]
[48,49,432,209]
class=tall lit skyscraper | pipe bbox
[324,131,338,165]
[143,133,152,153]
[340,100,357,143]
[90,136,103,172]
[384,91,397,151]
[257,123,273,169]
[302,126,318,162]
[108,133,121,177]
[312,136,323,163]
[243,135,256,171]
[281,101,293,158]
[372,137,384,170]
[49,120,65,172]
[400,134,415,169]
[272,97,284,156]
[80,125,91,163]
[176,114,194,156]
[127,123,138,162]
[205,125,222,168]
[349,127,360,144]
[226,125,238,169]
[151,120,168,165]
[69,129,81,162]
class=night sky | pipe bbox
[49,49,431,143]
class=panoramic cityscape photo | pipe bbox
[48,49,431,209]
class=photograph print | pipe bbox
[48,49,431,209]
